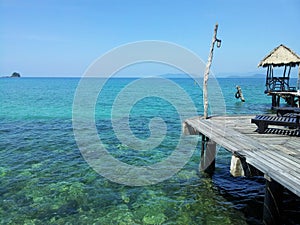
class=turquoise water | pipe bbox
[0,77,297,224]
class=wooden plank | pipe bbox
[262,149,300,170]
[186,118,259,153]
[185,120,242,153]
[197,119,266,150]
[245,153,300,196]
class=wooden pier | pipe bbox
[183,115,300,224]
[268,91,300,108]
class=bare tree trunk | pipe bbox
[203,23,218,119]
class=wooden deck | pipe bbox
[269,91,300,97]
[183,115,300,197]
[267,91,300,108]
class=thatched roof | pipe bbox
[258,44,300,67]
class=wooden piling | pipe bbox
[271,95,276,108]
[263,176,283,225]
[271,94,280,108]
[200,137,216,175]
[200,135,206,169]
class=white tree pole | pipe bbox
[203,23,219,119]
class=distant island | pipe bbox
[158,73,266,79]
[1,72,21,78]
[11,72,21,77]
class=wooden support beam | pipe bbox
[199,137,216,175]
[271,65,274,78]
[182,122,199,135]
[263,175,283,225]
[276,95,280,107]
[266,66,270,91]
[200,134,206,165]
[283,65,287,78]
[271,95,281,108]
[297,66,300,92]
[272,95,277,108]
[240,157,262,177]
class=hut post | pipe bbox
[297,66,300,92]
[297,66,300,108]
[203,23,220,119]
[283,65,287,77]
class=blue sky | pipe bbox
[1,0,300,77]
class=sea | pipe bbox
[0,77,299,225]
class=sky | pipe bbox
[1,0,300,77]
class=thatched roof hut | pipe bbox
[258,44,300,67]
[258,44,300,93]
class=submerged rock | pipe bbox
[143,213,166,224]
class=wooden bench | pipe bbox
[251,114,300,134]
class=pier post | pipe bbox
[271,94,280,108]
[263,175,283,225]
[271,95,275,108]
[200,137,216,175]
[276,95,280,107]
[200,135,206,166]
[271,95,276,108]
[182,122,199,135]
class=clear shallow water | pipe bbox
[0,77,297,224]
